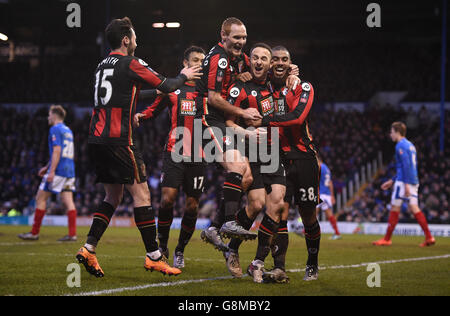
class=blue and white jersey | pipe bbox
[394,138,419,185]
[48,123,75,178]
[320,162,331,196]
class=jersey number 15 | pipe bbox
[94,69,114,106]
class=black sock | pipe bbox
[211,197,225,229]
[176,213,197,253]
[157,205,173,251]
[272,220,289,270]
[255,214,279,262]
[134,206,158,253]
[86,201,115,247]
[223,172,243,222]
[229,207,254,251]
[304,220,321,266]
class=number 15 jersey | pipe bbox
[89,51,167,146]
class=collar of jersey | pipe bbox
[109,51,125,56]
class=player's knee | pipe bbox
[161,196,176,209]
[249,198,264,215]
[185,198,199,216]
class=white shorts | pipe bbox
[317,194,332,211]
[39,174,76,194]
[390,181,419,206]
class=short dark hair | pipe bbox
[105,17,134,50]
[250,42,272,57]
[272,45,290,58]
[391,121,407,136]
[50,105,66,120]
[183,46,205,61]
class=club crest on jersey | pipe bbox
[174,89,181,95]
[259,96,274,116]
[138,59,148,67]
[180,99,196,116]
[230,87,240,98]
[223,136,232,146]
[301,82,311,91]
[218,58,228,69]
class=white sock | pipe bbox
[147,249,162,261]
[84,243,95,252]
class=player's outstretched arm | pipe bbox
[208,90,262,120]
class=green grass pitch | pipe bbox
[1,225,449,296]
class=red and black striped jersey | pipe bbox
[195,42,250,122]
[227,79,275,126]
[262,81,317,159]
[88,51,166,146]
[141,82,203,161]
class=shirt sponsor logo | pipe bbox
[260,96,274,116]
[218,58,228,69]
[230,87,240,98]
[180,99,196,116]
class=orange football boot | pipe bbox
[76,247,104,277]
[372,238,392,246]
[419,237,436,247]
[144,256,182,276]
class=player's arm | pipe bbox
[134,94,169,127]
[261,82,314,127]
[128,58,201,93]
[38,163,49,177]
[209,90,261,120]
[225,85,256,138]
[47,146,61,183]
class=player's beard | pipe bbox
[128,45,136,56]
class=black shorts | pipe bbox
[249,160,286,194]
[88,144,147,184]
[161,153,206,199]
[202,117,240,158]
[284,158,320,209]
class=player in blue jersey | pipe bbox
[317,156,341,239]
[18,105,78,242]
[373,122,435,247]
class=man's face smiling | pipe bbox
[222,24,247,58]
[271,49,291,80]
[250,47,271,82]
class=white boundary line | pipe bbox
[67,254,450,296]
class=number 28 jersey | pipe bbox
[89,51,167,146]
[49,122,75,178]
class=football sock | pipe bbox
[304,220,321,266]
[67,209,77,237]
[414,211,432,240]
[157,205,174,251]
[223,172,243,222]
[255,214,279,262]
[210,197,225,229]
[385,211,399,241]
[86,201,115,247]
[134,206,158,253]
[328,214,340,235]
[31,208,46,235]
[272,220,289,271]
[176,213,197,253]
[229,207,253,251]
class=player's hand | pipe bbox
[236,72,252,83]
[286,75,301,91]
[245,118,262,127]
[181,65,203,81]
[156,89,163,95]
[133,113,145,128]
[331,195,336,205]
[241,108,262,120]
[289,64,300,76]
[38,167,48,177]
[381,179,393,190]
[46,171,55,183]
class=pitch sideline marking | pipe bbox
[67,254,450,296]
